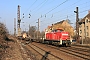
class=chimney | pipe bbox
[88,10,90,14]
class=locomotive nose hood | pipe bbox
[61,32,70,40]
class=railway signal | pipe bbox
[29,13,31,18]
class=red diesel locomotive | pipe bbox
[44,28,72,46]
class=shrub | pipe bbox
[0,22,8,44]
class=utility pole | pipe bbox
[28,24,30,37]
[38,19,40,33]
[74,7,79,42]
[17,5,21,37]
[14,18,16,36]
[37,19,40,39]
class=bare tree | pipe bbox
[28,26,37,38]
[40,31,45,39]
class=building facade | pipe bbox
[79,12,90,40]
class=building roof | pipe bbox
[47,26,51,29]
[80,12,90,22]
[54,20,65,25]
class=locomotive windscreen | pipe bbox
[51,29,64,32]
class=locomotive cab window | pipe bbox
[51,29,64,32]
[54,30,60,32]
[60,30,63,32]
[51,30,55,32]
[55,30,57,32]
[51,30,58,32]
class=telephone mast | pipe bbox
[74,7,79,41]
[17,5,21,37]
[14,18,16,36]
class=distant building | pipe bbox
[46,20,74,37]
[79,12,90,40]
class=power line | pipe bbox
[31,0,47,13]
[33,0,56,15]
[21,0,90,31]
[51,0,90,19]
[37,0,69,21]
[40,0,89,21]
[45,0,69,15]
[21,0,47,21]
[23,0,69,22]
[41,9,89,27]
[80,9,90,13]
[21,0,37,20]
[52,0,81,14]
[40,0,90,26]
[32,0,48,14]
[45,0,84,20]
[26,0,70,28]
[31,1,87,25]
[24,0,37,13]
[34,0,69,23]
[49,3,90,21]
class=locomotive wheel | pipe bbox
[66,43,71,47]
[49,41,52,45]
[41,39,45,44]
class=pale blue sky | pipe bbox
[0,0,90,34]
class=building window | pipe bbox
[86,32,89,36]
[86,19,88,23]
[86,26,88,29]
[79,25,82,28]
[80,30,82,34]
[84,29,86,33]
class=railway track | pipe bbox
[73,44,90,48]
[30,42,90,60]
[66,46,90,53]
[21,44,37,60]
[20,39,90,60]
[59,47,90,60]
[46,44,90,60]
[28,43,63,60]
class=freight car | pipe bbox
[43,28,72,46]
[21,32,30,41]
[22,33,27,39]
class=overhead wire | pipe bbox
[31,0,47,13]
[34,0,55,15]
[27,0,56,25]
[32,0,69,24]
[30,0,48,20]
[40,0,90,26]
[38,0,69,19]
[52,0,81,14]
[33,0,89,21]
[50,0,90,17]
[21,0,90,31]
[22,0,69,24]
[41,0,90,21]
[21,0,37,20]
[24,0,37,13]
[41,9,90,27]
[33,0,48,13]
[21,0,48,23]
[30,0,69,24]
[45,0,69,15]
[43,0,89,21]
